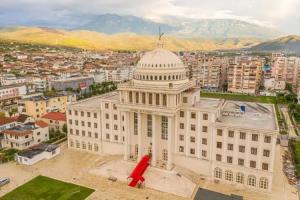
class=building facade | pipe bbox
[67,45,278,192]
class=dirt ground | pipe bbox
[0,143,298,200]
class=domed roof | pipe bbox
[137,47,184,69]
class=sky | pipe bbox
[0,0,300,34]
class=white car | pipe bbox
[0,177,10,186]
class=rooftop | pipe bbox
[194,98,223,110]
[0,117,16,126]
[218,101,277,131]
[42,112,66,122]
[194,188,243,200]
[18,143,59,159]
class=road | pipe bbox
[281,107,297,137]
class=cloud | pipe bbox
[0,0,300,34]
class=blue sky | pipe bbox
[0,0,300,34]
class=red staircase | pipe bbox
[128,155,150,187]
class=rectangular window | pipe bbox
[227,156,233,164]
[228,131,234,137]
[250,161,256,168]
[180,111,184,117]
[202,150,207,157]
[216,154,222,161]
[87,112,90,117]
[129,92,132,103]
[94,113,97,118]
[191,124,196,131]
[156,94,160,105]
[161,116,168,140]
[142,93,146,104]
[190,148,195,155]
[105,103,109,109]
[105,113,109,119]
[180,123,184,129]
[105,123,109,129]
[134,113,138,135]
[94,123,98,128]
[203,113,208,120]
[217,129,222,136]
[191,112,196,119]
[227,143,233,151]
[163,94,167,106]
[252,134,258,141]
[264,136,271,143]
[179,135,184,141]
[251,147,257,155]
[81,111,84,117]
[263,149,270,157]
[149,93,152,105]
[190,136,195,143]
[238,158,244,166]
[179,146,184,152]
[114,114,118,120]
[262,163,269,170]
[217,142,222,149]
[136,92,139,103]
[183,97,188,103]
[240,132,246,139]
[147,114,152,137]
[202,138,207,145]
[239,145,245,153]
[202,126,208,133]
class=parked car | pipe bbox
[0,177,10,186]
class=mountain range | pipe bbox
[0,14,283,39]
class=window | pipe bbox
[202,150,207,157]
[251,147,257,155]
[227,143,233,151]
[162,149,168,161]
[225,170,233,181]
[114,125,118,130]
[203,113,208,120]
[262,163,269,170]
[69,119,72,125]
[264,136,271,143]
[247,175,256,187]
[105,103,109,109]
[75,111,78,116]
[239,145,245,153]
[88,132,92,137]
[129,91,132,103]
[88,142,92,151]
[236,173,244,184]
[217,129,222,136]
[202,126,208,133]
[105,113,109,119]
[163,94,167,106]
[190,136,195,143]
[134,92,139,103]
[94,144,99,152]
[191,112,196,119]
[75,120,78,126]
[81,121,85,126]
[216,154,222,161]
[105,123,109,129]
[179,146,184,152]
[190,148,195,155]
[227,156,233,164]
[161,116,168,140]
[142,93,146,104]
[214,168,222,179]
[180,111,184,117]
[202,138,207,145]
[183,97,188,103]
[240,132,246,139]
[82,142,86,149]
[88,122,91,127]
[149,93,152,105]
[179,135,184,141]
[180,123,184,129]
[263,149,270,157]
[68,110,72,115]
[250,161,256,168]
[147,115,152,137]
[81,111,84,117]
[94,123,98,128]
[259,178,268,189]
[252,134,258,141]
[238,158,244,166]
[114,115,118,120]
[82,131,85,136]
[95,132,98,138]
[114,135,118,141]
[156,94,160,105]
[134,113,138,135]
[228,131,234,138]
[94,113,97,118]
[217,142,222,149]
[191,124,196,131]
[106,134,110,139]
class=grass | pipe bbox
[0,176,95,200]
[200,91,277,104]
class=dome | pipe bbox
[137,48,184,69]
[133,46,188,84]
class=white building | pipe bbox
[264,77,286,91]
[67,44,278,192]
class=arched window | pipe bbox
[247,175,256,187]
[159,76,162,80]
[225,170,233,181]
[150,76,153,80]
[168,75,171,80]
[164,76,166,80]
[214,167,222,179]
[259,177,268,189]
[172,75,175,79]
[236,172,244,184]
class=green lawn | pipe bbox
[0,176,95,200]
[200,92,277,104]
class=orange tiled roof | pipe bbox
[2,129,32,137]
[41,112,66,122]
[0,117,16,126]
[35,120,49,128]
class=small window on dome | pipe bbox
[150,76,153,80]
[173,75,175,79]
[164,76,166,80]
[159,64,161,67]
[146,75,149,80]
[155,64,157,67]
[159,76,162,80]
[168,75,171,80]
[155,76,157,80]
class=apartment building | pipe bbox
[0,84,27,107]
[228,57,264,94]
[1,121,49,150]
[67,46,278,192]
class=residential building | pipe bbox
[228,57,264,94]
[0,84,27,107]
[50,76,94,91]
[41,112,66,132]
[1,121,49,150]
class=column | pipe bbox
[151,114,157,166]
[167,116,173,170]
[123,111,130,160]
[137,112,142,161]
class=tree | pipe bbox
[62,124,68,133]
